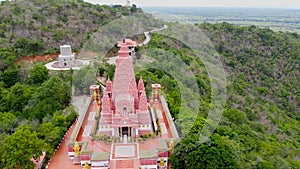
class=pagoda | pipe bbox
[50,40,179,169]
[98,39,152,138]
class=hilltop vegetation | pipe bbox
[0,0,141,55]
[195,23,300,168]
[168,23,299,168]
[198,22,299,118]
[131,22,299,168]
[0,0,137,168]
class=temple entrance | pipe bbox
[119,127,133,138]
[122,127,128,136]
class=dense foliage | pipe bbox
[195,22,300,168]
[170,133,238,169]
[0,65,77,168]
[1,126,46,169]
[0,0,141,55]
[172,23,299,168]
[0,0,139,168]
[134,22,299,168]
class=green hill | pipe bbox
[0,0,299,168]
[119,21,299,168]
[0,0,141,55]
[0,1,140,168]
[168,23,300,168]
[132,22,299,168]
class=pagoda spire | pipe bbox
[139,91,148,112]
[138,76,145,95]
[101,92,110,114]
[116,42,131,67]
[113,40,138,101]
[118,43,130,58]
[106,77,112,95]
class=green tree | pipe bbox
[38,122,60,147]
[72,66,97,95]
[223,108,248,126]
[130,4,138,14]
[28,64,49,85]
[0,47,16,71]
[30,98,62,121]
[25,76,71,120]
[1,126,47,169]
[0,132,8,169]
[15,38,44,55]
[257,160,276,169]
[170,133,239,169]
[64,105,78,125]
[1,68,20,88]
[4,83,33,114]
[0,112,18,134]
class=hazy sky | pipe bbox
[85,0,300,8]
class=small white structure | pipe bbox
[125,0,131,7]
[58,45,75,67]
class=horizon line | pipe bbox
[139,5,300,10]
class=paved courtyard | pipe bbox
[111,143,138,159]
[115,145,135,157]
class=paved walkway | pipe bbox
[77,101,99,143]
[45,60,90,70]
[47,122,81,169]
[153,102,173,138]
[106,56,118,65]
[110,143,140,169]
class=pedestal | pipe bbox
[73,156,80,165]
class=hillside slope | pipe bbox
[0,1,140,168]
[132,22,299,168]
[0,0,141,55]
[169,23,300,168]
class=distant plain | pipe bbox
[143,7,300,33]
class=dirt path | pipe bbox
[17,53,59,65]
[17,51,97,65]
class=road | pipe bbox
[106,24,168,65]
[138,24,168,46]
